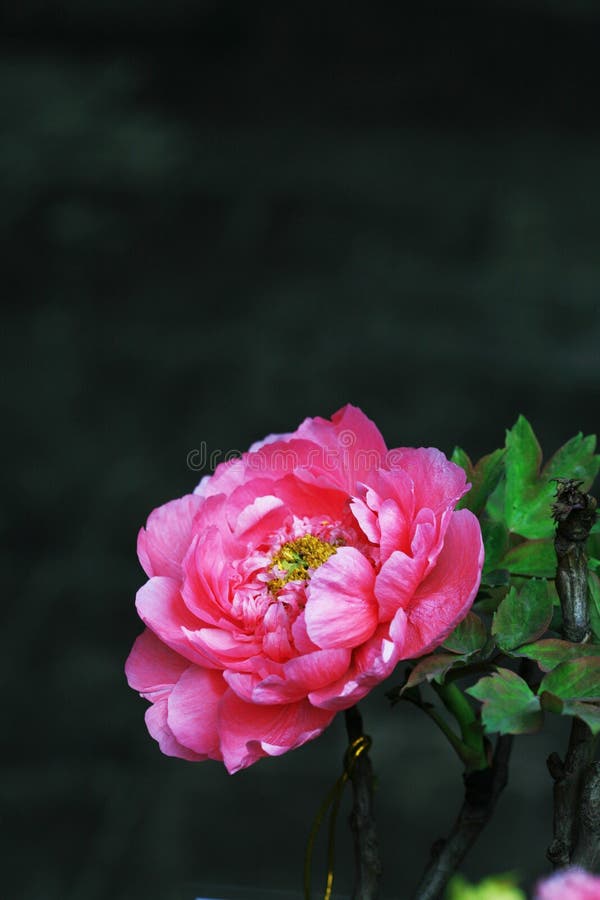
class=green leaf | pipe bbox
[504,416,545,537]
[485,471,505,523]
[492,580,553,651]
[448,874,525,900]
[401,653,466,693]
[503,417,600,540]
[545,432,600,485]
[481,519,510,574]
[451,446,472,475]
[511,639,600,672]
[443,613,487,655]
[501,538,556,578]
[453,447,506,516]
[467,667,543,734]
[480,569,510,590]
[539,692,600,736]
[539,657,600,701]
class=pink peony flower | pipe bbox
[534,868,600,900]
[126,405,484,773]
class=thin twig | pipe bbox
[344,705,382,900]
[413,734,513,900]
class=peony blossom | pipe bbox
[126,405,484,773]
[533,868,600,900]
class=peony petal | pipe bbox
[194,457,247,498]
[308,624,402,710]
[218,690,335,774]
[167,666,227,758]
[125,628,189,701]
[222,671,260,703]
[385,447,468,513]
[402,509,484,658]
[374,550,424,622]
[248,647,352,705]
[233,493,286,541]
[296,404,387,493]
[305,547,378,650]
[183,625,262,669]
[378,497,411,562]
[135,576,215,667]
[248,431,293,452]
[291,611,320,654]
[268,474,350,523]
[388,607,408,647]
[358,467,415,555]
[350,496,380,544]
[181,528,234,625]
[137,494,204,579]
[144,697,206,761]
[534,868,600,900]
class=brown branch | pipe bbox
[571,760,600,870]
[547,718,597,867]
[413,734,513,900]
[344,705,382,900]
[547,479,599,868]
[552,478,596,643]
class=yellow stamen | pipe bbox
[267,535,339,595]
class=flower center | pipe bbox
[267,534,339,595]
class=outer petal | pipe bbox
[167,667,228,759]
[308,622,403,710]
[218,690,335,773]
[137,494,204,579]
[182,625,262,669]
[305,547,378,650]
[144,698,206,761]
[225,647,352,705]
[534,868,600,900]
[125,628,189,701]
[384,447,468,513]
[402,509,484,658]
[296,404,388,493]
[194,457,248,498]
[135,576,216,667]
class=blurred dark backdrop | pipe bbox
[4,2,600,898]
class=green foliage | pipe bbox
[480,519,509,577]
[466,668,543,735]
[452,446,505,516]
[401,653,465,692]
[501,538,556,577]
[494,416,600,539]
[492,581,553,651]
[394,417,600,758]
[512,638,600,672]
[539,692,600,736]
[443,613,487,655]
[447,874,525,900]
[539,656,600,701]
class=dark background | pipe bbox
[4,2,600,898]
